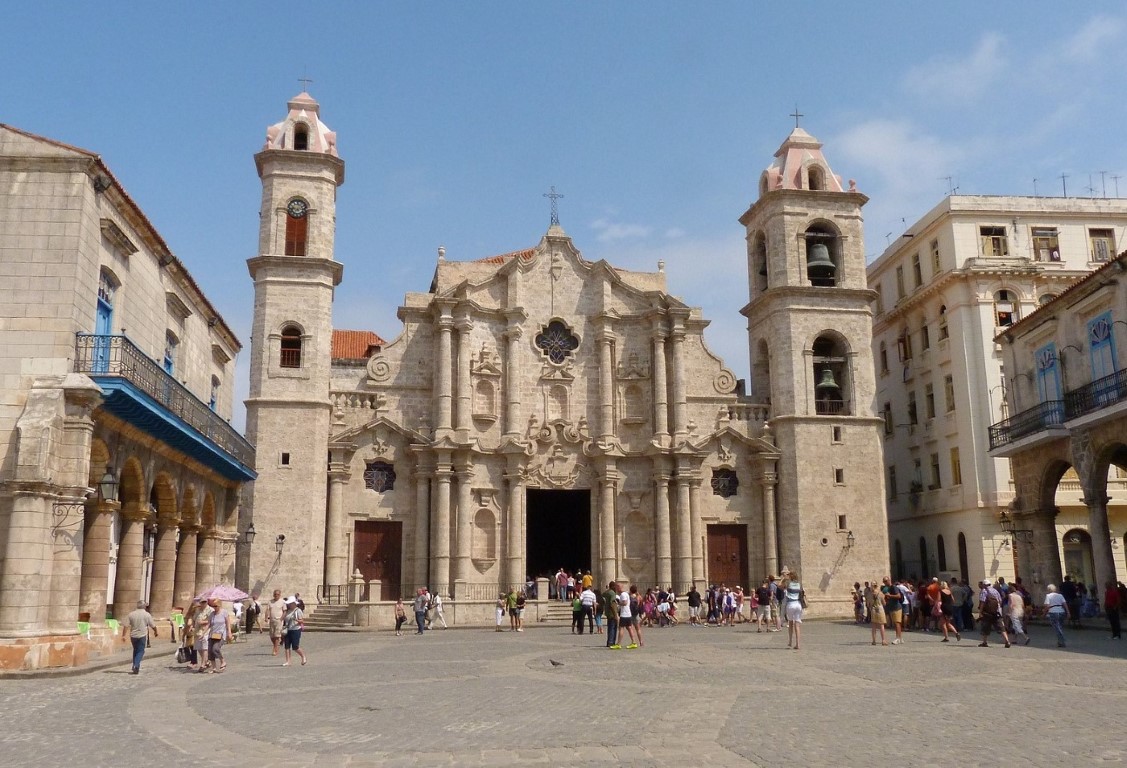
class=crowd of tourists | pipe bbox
[853,574,1126,649]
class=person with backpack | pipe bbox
[978,579,1011,648]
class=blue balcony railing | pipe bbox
[75,334,255,479]
[1064,367,1127,420]
[988,399,1065,451]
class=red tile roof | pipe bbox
[332,330,385,359]
[999,250,1127,339]
[473,248,534,264]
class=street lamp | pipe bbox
[244,524,256,546]
[275,534,286,554]
[97,470,119,502]
[845,530,856,549]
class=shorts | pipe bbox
[887,609,903,624]
[688,606,700,618]
[757,605,771,619]
[508,608,518,617]
[785,602,804,623]
[269,619,283,639]
[283,628,302,650]
[619,615,634,627]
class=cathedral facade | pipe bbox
[242,95,888,616]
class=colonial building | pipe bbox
[867,195,1127,587]
[242,97,888,616]
[991,251,1127,598]
[0,125,254,670]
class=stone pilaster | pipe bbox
[413,469,431,590]
[112,501,149,619]
[503,323,523,438]
[653,470,672,587]
[194,531,217,595]
[598,463,619,582]
[1084,494,1116,595]
[435,308,455,438]
[689,476,704,583]
[504,461,525,589]
[669,313,688,440]
[455,313,474,440]
[325,467,349,586]
[430,463,453,594]
[760,471,778,579]
[651,329,669,443]
[0,487,52,636]
[596,328,616,441]
[453,464,474,584]
[674,473,692,590]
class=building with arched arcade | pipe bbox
[0,124,254,670]
[240,98,889,618]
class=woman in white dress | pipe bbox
[784,571,807,650]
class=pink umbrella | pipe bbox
[194,585,250,602]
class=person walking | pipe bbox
[579,584,597,634]
[412,588,429,635]
[245,592,261,636]
[978,579,1011,648]
[123,600,157,674]
[265,589,286,656]
[882,578,904,644]
[515,589,527,631]
[755,580,772,632]
[937,581,961,642]
[495,593,506,632]
[193,598,213,671]
[394,598,407,636]
[687,583,703,626]
[1007,585,1030,645]
[784,572,806,650]
[616,584,640,649]
[602,581,620,648]
[867,582,887,646]
[205,598,233,672]
[1043,584,1070,647]
[181,600,202,669]
[571,590,585,635]
[281,597,307,666]
[432,593,448,629]
[1104,581,1122,640]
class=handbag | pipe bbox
[176,646,190,664]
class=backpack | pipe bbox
[983,591,1000,616]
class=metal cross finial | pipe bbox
[543,186,564,226]
[790,106,804,129]
[298,74,314,92]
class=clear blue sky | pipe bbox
[6,4,1126,429]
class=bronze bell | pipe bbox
[806,242,835,275]
[815,367,840,394]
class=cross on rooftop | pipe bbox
[298,74,314,92]
[543,186,564,226]
[790,106,804,129]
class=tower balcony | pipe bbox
[74,334,256,482]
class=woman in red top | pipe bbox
[1104,581,1122,640]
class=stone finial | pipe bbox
[848,179,857,192]
[438,246,446,261]
[658,260,665,273]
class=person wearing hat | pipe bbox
[122,600,157,674]
[281,597,307,666]
[977,579,1010,648]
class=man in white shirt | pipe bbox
[1007,588,1030,645]
[578,586,597,634]
[616,588,639,649]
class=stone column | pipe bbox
[669,316,688,440]
[504,463,525,589]
[455,314,474,439]
[430,463,453,595]
[174,527,198,607]
[435,310,455,437]
[413,470,431,590]
[760,472,779,580]
[597,329,616,441]
[454,464,474,584]
[80,500,118,621]
[147,521,178,616]
[653,471,672,587]
[674,473,692,590]
[689,477,704,584]
[194,531,217,595]
[325,469,348,586]
[503,325,523,437]
[1028,506,1063,596]
[652,330,669,442]
[598,464,618,582]
[112,502,148,619]
[1085,494,1117,595]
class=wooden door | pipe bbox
[353,521,402,601]
[707,524,749,589]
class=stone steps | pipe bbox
[303,605,352,629]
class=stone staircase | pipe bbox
[302,604,353,630]
[535,601,579,625]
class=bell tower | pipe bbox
[740,125,888,604]
[243,92,344,599]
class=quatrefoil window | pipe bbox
[535,320,579,364]
[363,461,396,493]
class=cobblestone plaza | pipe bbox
[4,620,1125,767]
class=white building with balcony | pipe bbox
[867,195,1127,589]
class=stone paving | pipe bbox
[4,618,1126,767]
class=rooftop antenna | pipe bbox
[1100,171,1108,198]
[1113,174,1122,198]
[941,176,958,195]
[1085,174,1096,198]
[1060,173,1069,197]
[885,232,894,247]
[1032,178,1038,197]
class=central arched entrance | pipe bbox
[525,489,591,582]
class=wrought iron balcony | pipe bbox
[1063,367,1127,420]
[988,399,1065,451]
[74,334,256,481]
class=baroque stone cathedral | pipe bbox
[242,93,888,615]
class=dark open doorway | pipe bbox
[526,489,591,581]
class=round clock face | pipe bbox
[287,199,308,218]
